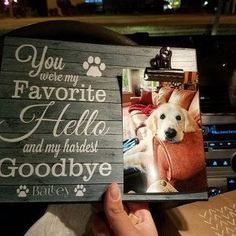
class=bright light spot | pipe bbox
[165,0,180,9]
[164,4,172,10]
[203,1,208,6]
[13,0,18,3]
[4,0,10,6]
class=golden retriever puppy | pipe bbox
[124,103,198,192]
[145,103,197,143]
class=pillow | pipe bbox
[152,91,166,107]
[188,91,201,126]
[168,89,196,110]
[158,87,174,101]
[139,89,153,105]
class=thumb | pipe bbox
[104,183,136,236]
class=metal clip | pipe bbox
[144,46,184,82]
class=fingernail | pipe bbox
[109,183,120,201]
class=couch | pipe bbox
[126,85,207,193]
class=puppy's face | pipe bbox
[145,103,196,143]
[156,103,185,143]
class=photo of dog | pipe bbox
[124,103,198,193]
[122,69,207,194]
[145,103,198,143]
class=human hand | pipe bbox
[91,183,158,236]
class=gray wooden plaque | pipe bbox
[0,37,124,202]
[0,37,207,202]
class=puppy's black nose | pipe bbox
[165,128,177,139]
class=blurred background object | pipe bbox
[0,0,235,235]
[0,0,235,17]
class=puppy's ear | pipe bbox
[182,108,197,133]
[144,110,157,136]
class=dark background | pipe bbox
[0,1,235,235]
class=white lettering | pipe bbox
[55,87,68,100]
[45,143,61,158]
[18,163,34,177]
[51,159,67,177]
[0,158,17,177]
[35,163,51,177]
[12,80,29,98]
[99,163,112,176]
[0,158,112,180]
[42,87,55,100]
[11,80,107,102]
[23,139,44,153]
[96,90,106,102]
[15,44,65,77]
[83,163,99,182]
[63,139,98,153]
[32,185,69,197]
[29,85,41,99]
[0,102,55,143]
[69,158,83,177]
[0,102,109,142]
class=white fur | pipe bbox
[145,103,197,143]
[124,103,197,192]
[124,127,159,190]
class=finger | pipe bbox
[104,183,137,236]
[127,202,158,235]
[91,214,111,236]
[128,213,141,225]
[127,202,149,212]
[127,202,150,220]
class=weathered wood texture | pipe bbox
[0,37,125,202]
[0,184,124,202]
[0,36,203,202]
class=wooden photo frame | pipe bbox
[0,37,207,202]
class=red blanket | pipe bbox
[128,104,156,116]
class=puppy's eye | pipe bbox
[160,114,165,119]
[176,115,181,121]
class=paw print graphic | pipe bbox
[16,185,29,198]
[83,56,106,77]
[74,184,86,197]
